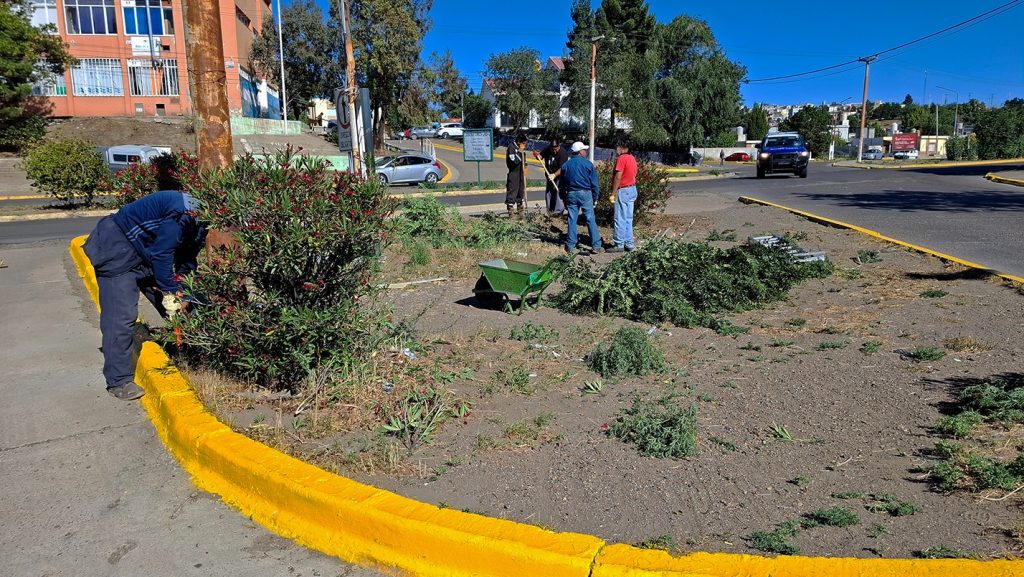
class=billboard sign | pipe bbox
[463,128,494,162]
[892,133,919,152]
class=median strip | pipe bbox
[739,196,1023,285]
[68,234,1024,577]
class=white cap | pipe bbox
[571,141,589,153]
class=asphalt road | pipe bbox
[0,215,102,245]
[675,162,1024,278]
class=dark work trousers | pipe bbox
[83,217,160,389]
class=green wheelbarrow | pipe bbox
[472,257,566,314]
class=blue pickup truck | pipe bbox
[756,132,810,179]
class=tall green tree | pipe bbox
[781,106,832,157]
[484,47,557,131]
[0,1,75,150]
[974,99,1024,159]
[427,50,466,118]
[746,104,769,141]
[350,0,432,147]
[250,0,344,119]
[462,91,491,128]
[903,94,914,106]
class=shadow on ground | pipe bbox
[791,189,1024,213]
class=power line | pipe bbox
[745,0,1023,83]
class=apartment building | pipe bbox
[27,0,278,118]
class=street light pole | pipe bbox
[936,85,959,137]
[588,35,604,164]
[856,56,876,163]
[275,0,287,131]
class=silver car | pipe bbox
[376,154,443,186]
[409,126,436,139]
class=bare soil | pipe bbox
[194,201,1024,560]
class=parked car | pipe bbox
[893,149,919,160]
[376,154,443,186]
[392,128,413,140]
[862,148,884,161]
[98,145,172,173]
[756,132,809,178]
[435,123,463,139]
[724,152,751,162]
[409,126,436,139]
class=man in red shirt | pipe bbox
[608,140,638,252]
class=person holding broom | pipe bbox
[533,140,569,216]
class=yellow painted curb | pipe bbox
[0,194,48,201]
[68,234,1024,576]
[985,172,1024,187]
[592,545,1023,577]
[436,156,454,184]
[836,158,1024,170]
[738,197,1024,285]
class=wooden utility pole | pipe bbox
[856,56,875,163]
[340,0,362,176]
[183,0,233,170]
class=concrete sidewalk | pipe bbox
[0,239,379,576]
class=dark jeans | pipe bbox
[83,217,160,389]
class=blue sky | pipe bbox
[316,0,1024,106]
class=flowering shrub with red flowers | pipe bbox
[97,152,196,207]
[172,149,397,388]
[595,158,671,226]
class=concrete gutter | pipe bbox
[739,196,1023,285]
[68,235,1024,577]
[985,172,1024,187]
[834,158,1024,170]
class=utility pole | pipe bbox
[183,0,233,171]
[856,56,876,163]
[937,86,959,137]
[588,35,604,163]
[340,0,362,176]
[275,0,288,131]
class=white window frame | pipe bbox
[31,69,68,97]
[71,58,124,96]
[30,0,58,30]
[64,0,118,35]
[128,58,179,97]
[123,0,175,36]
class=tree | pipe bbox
[870,101,903,120]
[781,106,832,157]
[427,50,466,118]
[351,0,432,148]
[746,104,769,141]
[462,91,491,128]
[903,94,914,106]
[974,99,1024,159]
[387,66,432,129]
[249,0,343,120]
[0,1,75,151]
[484,47,558,131]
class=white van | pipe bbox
[100,145,172,172]
[434,123,463,139]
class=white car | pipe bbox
[862,149,883,161]
[435,123,463,139]
[893,149,919,160]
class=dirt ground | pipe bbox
[197,201,1024,560]
[46,116,198,151]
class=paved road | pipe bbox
[675,162,1024,278]
[0,216,102,244]
[0,239,380,577]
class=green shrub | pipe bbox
[589,327,665,379]
[749,521,800,555]
[860,340,882,355]
[928,442,1024,492]
[509,321,558,342]
[803,507,860,527]
[957,375,1024,424]
[21,138,107,204]
[396,196,539,249]
[908,347,945,362]
[553,237,832,329]
[608,395,698,458]
[935,411,983,438]
[173,151,396,388]
[594,158,671,226]
[915,546,979,560]
[380,384,469,450]
[0,115,45,153]
[96,152,187,207]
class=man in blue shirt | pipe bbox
[559,142,603,254]
[83,190,207,400]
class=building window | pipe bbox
[31,70,68,96]
[65,0,117,34]
[128,59,179,96]
[123,0,175,36]
[71,58,124,96]
[30,0,58,29]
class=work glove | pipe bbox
[162,293,183,319]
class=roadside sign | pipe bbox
[463,128,494,162]
[333,88,352,152]
[892,133,919,152]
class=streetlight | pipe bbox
[831,96,853,161]
[936,85,959,137]
[275,0,288,131]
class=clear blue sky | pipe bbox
[315,0,1024,107]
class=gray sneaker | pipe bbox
[107,382,145,401]
[606,245,625,253]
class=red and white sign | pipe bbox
[892,133,919,152]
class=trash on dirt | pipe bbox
[400,348,417,361]
[383,277,448,290]
[0,259,7,269]
[748,234,826,263]
[382,382,395,393]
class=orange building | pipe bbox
[28,0,277,118]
